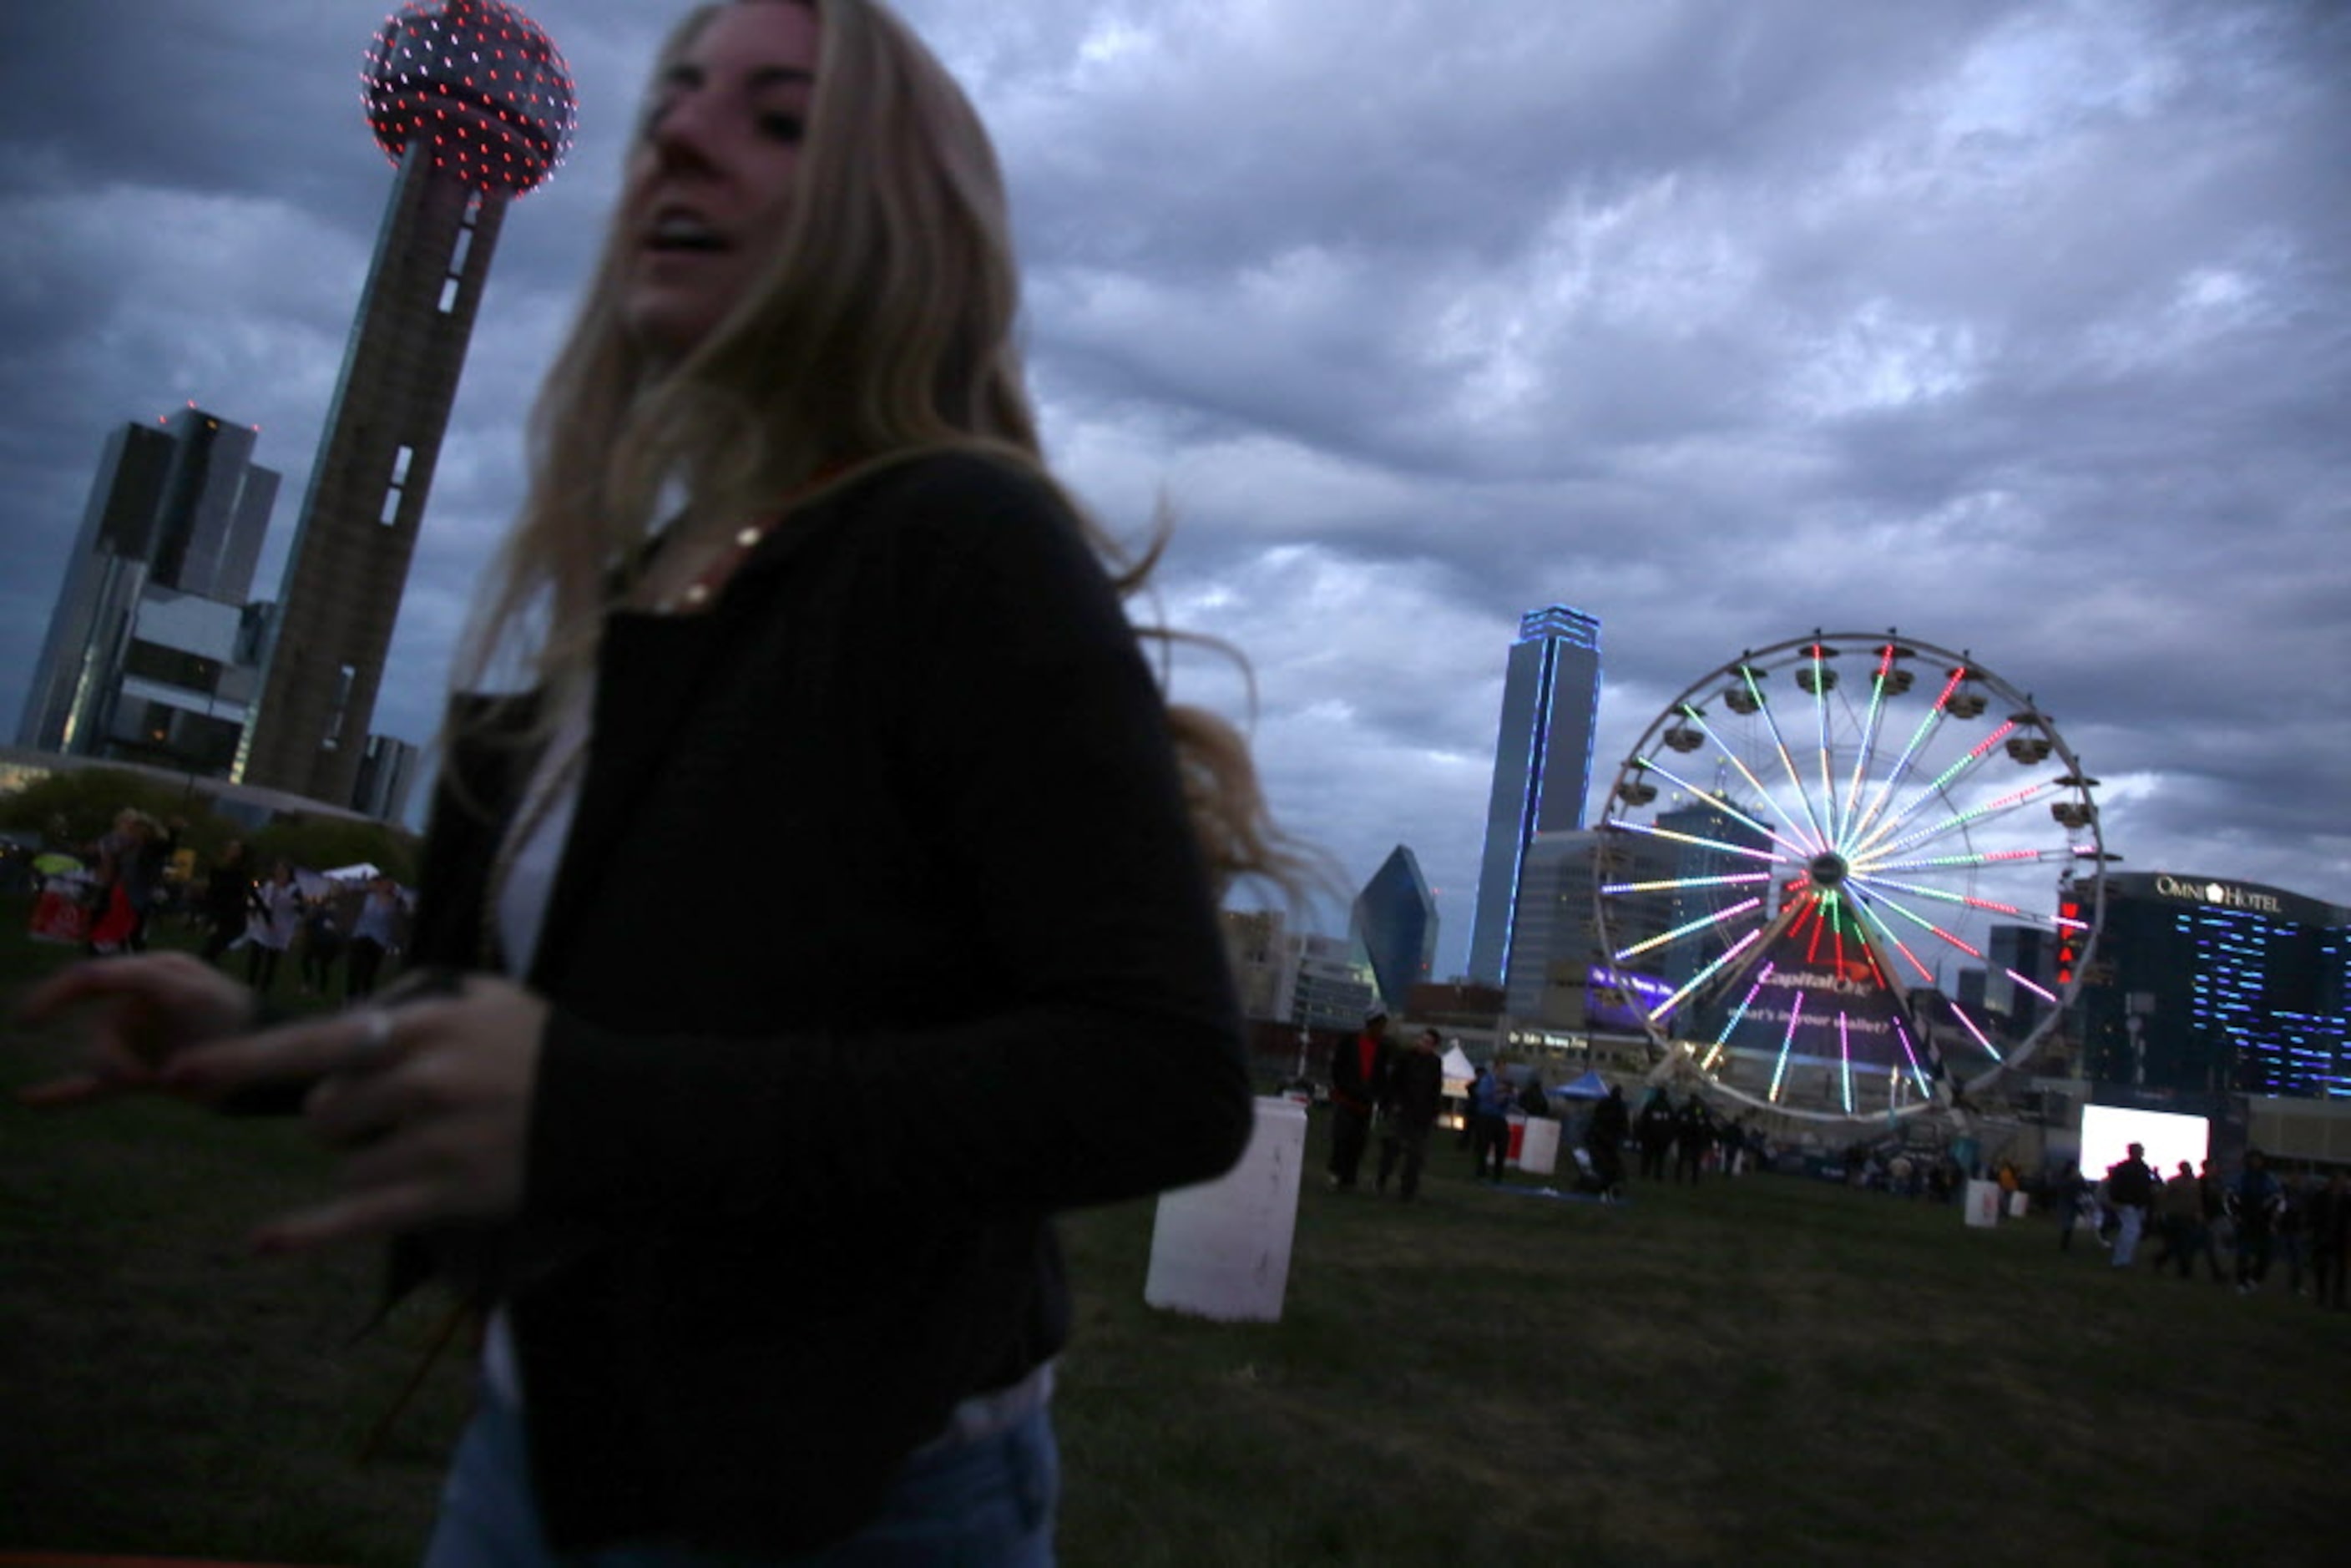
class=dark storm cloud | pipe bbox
[2,0,2343,971]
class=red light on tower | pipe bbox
[362,0,577,197]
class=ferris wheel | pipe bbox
[1590,630,2106,1123]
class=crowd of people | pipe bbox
[38,817,414,1004]
[1312,1029,2348,1305]
[1319,1016,1772,1203]
[2060,1143,2351,1303]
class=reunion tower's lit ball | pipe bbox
[363,0,578,195]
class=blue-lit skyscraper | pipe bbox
[2076,872,2349,1098]
[1469,605,1602,988]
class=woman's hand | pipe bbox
[14,951,258,1106]
[162,974,550,1255]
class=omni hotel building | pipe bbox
[2075,872,2349,1100]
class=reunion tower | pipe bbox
[238,0,576,805]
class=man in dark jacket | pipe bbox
[1376,1028,1444,1200]
[1327,1009,1392,1191]
[2106,1141,2158,1267]
[1586,1084,1631,1199]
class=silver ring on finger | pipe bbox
[345,1008,396,1074]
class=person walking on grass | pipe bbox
[241,861,301,998]
[2308,1169,2349,1311]
[2152,1161,2207,1277]
[199,840,253,965]
[1585,1083,1631,1201]
[2232,1150,2283,1293]
[2053,1161,2088,1252]
[344,875,404,1001]
[1327,1009,1391,1191]
[1375,1028,1443,1201]
[1468,1063,1513,1183]
[2106,1141,2157,1267]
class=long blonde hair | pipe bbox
[451,0,1311,896]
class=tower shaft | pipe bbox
[238,141,508,803]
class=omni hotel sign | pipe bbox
[2152,874,2283,914]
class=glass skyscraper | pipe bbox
[1469,604,1602,988]
[1352,844,1437,1014]
[18,407,279,775]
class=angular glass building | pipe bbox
[1352,844,1437,1014]
[1469,605,1602,987]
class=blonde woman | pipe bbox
[19,2,1300,1560]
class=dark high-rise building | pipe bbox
[19,407,280,775]
[237,0,574,804]
[2075,872,2349,1099]
[1986,924,2058,1042]
[1469,604,1602,987]
[1352,845,1438,1013]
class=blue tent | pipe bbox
[1549,1070,1612,1100]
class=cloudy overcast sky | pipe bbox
[3,0,2345,976]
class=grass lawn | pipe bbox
[3,893,2343,1565]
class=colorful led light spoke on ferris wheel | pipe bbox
[1602,872,1777,896]
[1889,1015,1934,1099]
[1863,779,2054,867]
[1767,992,1805,1104]
[1607,818,1785,867]
[1853,720,2020,860]
[1850,877,2027,918]
[1845,888,1937,984]
[1945,1001,2003,1062]
[1865,847,2045,874]
[1631,756,1812,862]
[1711,964,1777,1049]
[1840,645,1899,847]
[1808,650,1841,846]
[1752,682,1834,854]
[1846,664,1966,851]
[1838,1014,1855,1114]
[1612,897,1764,964]
[1656,927,1767,1022]
[1858,886,1985,960]
[2002,968,2060,1006]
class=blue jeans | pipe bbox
[423,1384,1059,1568]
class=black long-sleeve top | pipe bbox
[407,451,1252,1552]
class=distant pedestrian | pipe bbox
[1636,1092,1675,1181]
[2232,1150,2283,1292]
[1326,1009,1390,1191]
[2152,1161,2206,1277]
[242,861,301,996]
[1468,1065,1513,1183]
[199,841,252,964]
[297,897,344,997]
[1375,1029,1443,1201]
[2106,1142,2157,1267]
[2053,1161,2088,1252]
[2308,1170,2349,1310]
[1673,1097,1713,1184]
[344,875,404,1000]
[1585,1084,1631,1200]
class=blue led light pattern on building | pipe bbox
[1469,605,1601,987]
